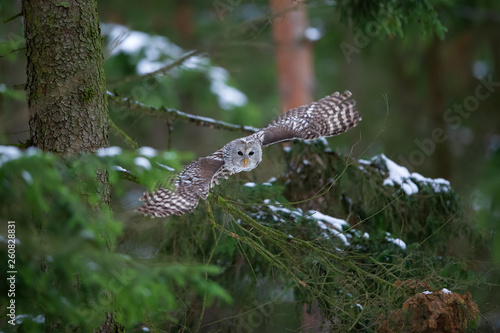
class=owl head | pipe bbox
[223,138,262,173]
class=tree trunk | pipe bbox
[270,2,325,331]
[22,2,117,331]
[426,38,452,180]
[270,0,314,113]
[23,0,109,154]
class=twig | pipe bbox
[215,195,394,288]
[5,143,28,149]
[107,91,258,134]
[106,113,139,149]
[0,47,26,59]
[3,12,22,23]
[107,49,202,86]
[117,169,141,184]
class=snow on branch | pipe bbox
[107,91,258,134]
[361,154,451,195]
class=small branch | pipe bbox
[107,49,202,86]
[3,12,22,23]
[5,143,28,149]
[107,113,139,149]
[0,47,26,59]
[215,195,393,288]
[107,91,258,134]
[118,169,141,184]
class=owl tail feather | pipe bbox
[136,187,199,218]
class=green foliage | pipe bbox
[0,84,25,102]
[338,0,448,39]
[283,141,468,253]
[2,0,495,329]
[0,147,231,331]
[0,139,481,332]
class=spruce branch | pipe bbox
[107,91,258,134]
[214,195,394,289]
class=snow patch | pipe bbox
[22,170,33,185]
[209,67,248,110]
[0,235,20,245]
[441,288,452,294]
[267,202,303,218]
[310,211,348,231]
[15,314,45,324]
[87,261,100,271]
[0,145,22,167]
[385,233,406,250]
[309,211,349,246]
[305,27,322,41]
[112,165,128,172]
[96,146,122,157]
[138,146,157,157]
[101,23,248,111]
[156,162,175,172]
[134,157,152,170]
[243,182,257,188]
[377,154,450,195]
[422,290,433,295]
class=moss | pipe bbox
[82,87,95,103]
[55,1,70,8]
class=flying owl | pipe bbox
[137,90,361,217]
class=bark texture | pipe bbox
[23,0,108,154]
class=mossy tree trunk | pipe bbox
[22,0,110,203]
[22,0,108,155]
[22,1,119,331]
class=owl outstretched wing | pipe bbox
[137,90,361,218]
[257,91,360,146]
[137,149,232,217]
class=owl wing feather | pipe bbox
[258,90,360,146]
[138,90,361,218]
[137,149,232,217]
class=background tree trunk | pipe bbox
[23,0,108,154]
[270,1,327,331]
[270,0,314,113]
[426,38,452,179]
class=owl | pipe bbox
[137,90,361,217]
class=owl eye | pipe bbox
[249,151,254,156]
[238,151,243,156]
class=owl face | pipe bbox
[223,139,262,172]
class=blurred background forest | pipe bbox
[1,0,500,332]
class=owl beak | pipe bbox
[243,157,248,166]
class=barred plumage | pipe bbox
[137,90,361,218]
